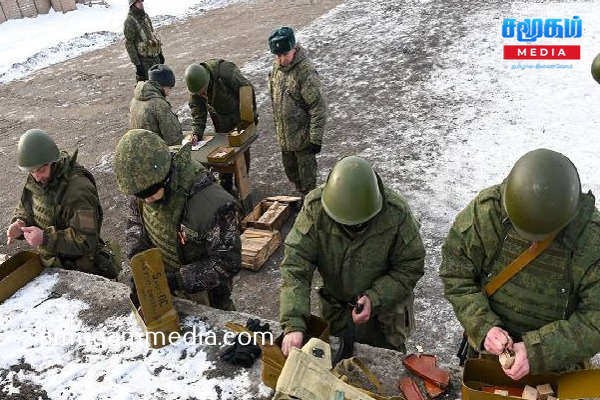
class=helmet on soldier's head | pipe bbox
[114,129,172,196]
[184,63,210,93]
[321,156,383,226]
[17,129,60,172]
[149,64,175,88]
[503,148,581,241]
[591,53,600,84]
[268,26,296,55]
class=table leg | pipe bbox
[234,153,251,203]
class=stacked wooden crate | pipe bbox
[0,0,22,20]
[0,0,76,23]
[240,196,301,271]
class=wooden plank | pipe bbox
[0,5,6,23]
[17,0,37,17]
[265,195,302,203]
[0,0,22,19]
[242,199,291,231]
[34,0,51,13]
[241,229,280,271]
[233,152,250,201]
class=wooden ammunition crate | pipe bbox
[18,0,37,17]
[0,0,22,19]
[0,251,44,303]
[207,146,235,163]
[241,199,291,231]
[227,121,256,147]
[241,228,280,271]
[34,0,51,14]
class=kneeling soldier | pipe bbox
[7,129,118,278]
[114,129,242,310]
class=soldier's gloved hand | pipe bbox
[484,326,513,355]
[282,331,304,356]
[504,342,529,380]
[246,318,271,333]
[309,142,322,154]
[158,52,165,64]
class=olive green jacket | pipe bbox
[188,59,257,137]
[440,184,600,373]
[280,182,425,336]
[129,80,182,146]
[269,45,327,151]
[123,7,162,66]
[13,152,104,270]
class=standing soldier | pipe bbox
[124,0,164,82]
[184,61,257,194]
[129,64,182,145]
[440,149,600,380]
[268,26,327,197]
[6,129,118,279]
[279,156,425,355]
[114,129,242,310]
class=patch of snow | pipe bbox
[0,0,248,84]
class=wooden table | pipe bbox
[189,133,258,209]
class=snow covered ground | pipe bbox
[0,0,245,83]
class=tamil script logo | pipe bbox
[502,17,581,60]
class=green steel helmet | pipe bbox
[321,156,383,226]
[17,129,60,172]
[184,63,210,93]
[591,53,600,84]
[268,26,296,55]
[503,148,581,241]
[114,129,172,195]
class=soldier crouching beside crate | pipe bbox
[279,156,425,356]
[6,129,119,279]
[440,149,600,380]
[114,129,242,310]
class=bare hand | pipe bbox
[282,331,304,356]
[21,226,44,247]
[484,326,513,355]
[6,220,25,245]
[504,342,530,380]
[352,295,372,325]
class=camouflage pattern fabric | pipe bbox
[281,149,316,195]
[188,59,257,137]
[125,146,242,310]
[129,80,183,146]
[439,183,600,373]
[269,45,327,152]
[123,7,163,81]
[12,151,117,278]
[279,181,425,350]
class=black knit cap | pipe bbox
[148,64,176,88]
[268,26,296,55]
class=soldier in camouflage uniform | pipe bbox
[280,156,425,355]
[268,27,327,196]
[129,64,182,145]
[6,129,118,279]
[124,0,164,82]
[440,149,600,380]
[184,62,257,194]
[114,129,242,310]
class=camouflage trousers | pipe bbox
[136,55,162,82]
[281,149,317,195]
[175,280,235,311]
[320,290,415,353]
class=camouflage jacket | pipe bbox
[123,7,162,65]
[125,147,242,294]
[269,45,327,152]
[129,80,183,146]
[440,184,600,373]
[279,180,425,335]
[13,151,104,270]
[189,59,257,137]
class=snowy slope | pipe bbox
[0,0,246,84]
